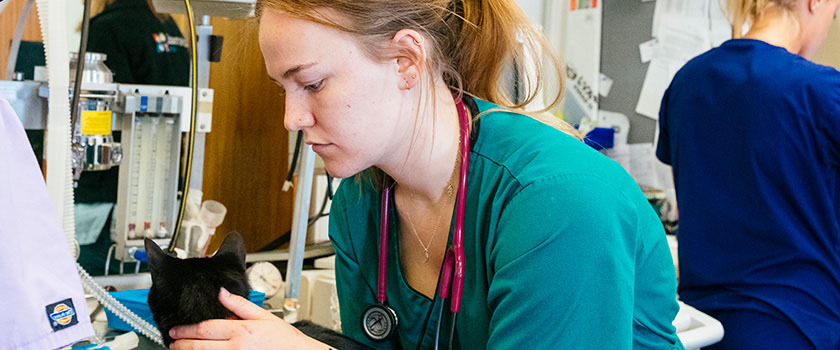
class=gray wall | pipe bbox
[599,0,658,144]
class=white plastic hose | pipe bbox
[35,0,76,254]
[78,262,164,345]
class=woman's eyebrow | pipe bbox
[283,62,318,79]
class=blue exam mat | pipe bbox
[105,288,266,332]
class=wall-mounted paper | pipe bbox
[635,59,670,120]
[636,18,711,120]
[652,0,711,38]
[710,0,732,47]
[563,7,602,122]
[639,39,657,63]
[599,73,614,97]
[628,143,659,188]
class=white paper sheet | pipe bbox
[653,0,711,38]
[655,18,712,61]
[637,18,711,120]
[639,39,657,63]
[635,59,670,120]
[628,143,659,188]
[564,8,602,121]
[599,73,614,97]
[709,0,732,47]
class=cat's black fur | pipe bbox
[145,232,370,349]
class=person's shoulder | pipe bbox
[471,99,637,195]
[803,60,840,96]
[89,10,120,28]
[90,0,154,29]
[89,5,137,31]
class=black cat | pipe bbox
[144,232,370,349]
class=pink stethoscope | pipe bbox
[361,95,470,348]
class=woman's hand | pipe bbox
[169,287,330,350]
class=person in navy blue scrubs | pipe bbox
[657,0,840,349]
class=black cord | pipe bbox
[326,172,334,200]
[70,0,92,135]
[265,134,328,252]
[286,130,303,183]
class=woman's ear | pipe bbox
[392,29,427,90]
[808,0,828,13]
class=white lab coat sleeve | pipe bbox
[0,92,95,349]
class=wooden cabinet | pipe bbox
[204,17,293,253]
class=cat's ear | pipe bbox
[144,238,172,271]
[214,232,246,265]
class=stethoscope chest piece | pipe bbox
[362,303,399,342]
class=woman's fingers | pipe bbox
[218,287,275,320]
[169,339,234,350]
[169,319,238,340]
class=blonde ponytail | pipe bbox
[454,0,564,110]
[726,0,798,37]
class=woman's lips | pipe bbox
[309,143,332,154]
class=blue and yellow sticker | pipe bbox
[45,298,79,331]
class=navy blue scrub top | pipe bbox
[657,39,840,347]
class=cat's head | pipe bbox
[144,232,251,345]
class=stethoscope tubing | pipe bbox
[372,95,471,348]
[377,178,392,303]
[439,97,470,313]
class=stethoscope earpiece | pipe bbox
[361,303,399,342]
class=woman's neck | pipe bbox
[379,85,463,203]
[743,6,806,56]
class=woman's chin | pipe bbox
[321,160,362,179]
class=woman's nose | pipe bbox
[284,96,315,131]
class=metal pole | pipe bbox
[189,15,212,190]
[283,144,316,322]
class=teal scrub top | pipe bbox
[329,98,684,349]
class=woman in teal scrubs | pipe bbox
[168,0,684,349]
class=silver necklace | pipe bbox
[402,182,454,262]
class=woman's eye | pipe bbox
[305,80,324,92]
